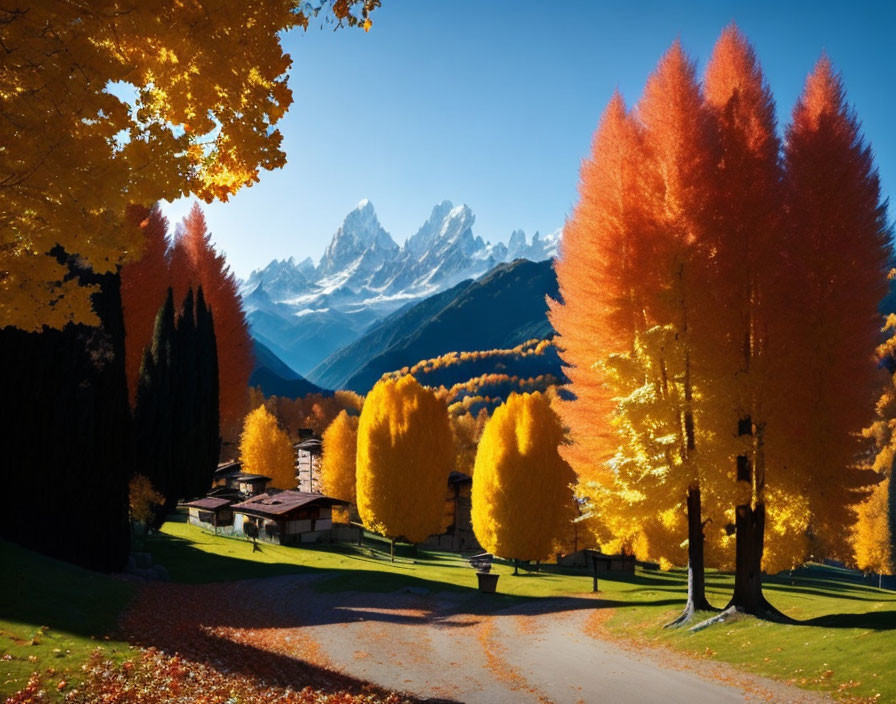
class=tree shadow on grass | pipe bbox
[798,610,896,630]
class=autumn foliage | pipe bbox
[320,410,360,504]
[240,405,296,489]
[120,205,172,406]
[853,477,894,577]
[0,1,378,331]
[778,56,890,559]
[472,392,576,563]
[129,475,165,527]
[248,387,365,441]
[356,377,455,545]
[7,647,410,704]
[551,25,891,614]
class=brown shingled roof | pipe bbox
[184,497,232,510]
[231,490,347,517]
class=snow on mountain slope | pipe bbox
[240,199,558,375]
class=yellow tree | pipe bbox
[320,410,359,504]
[856,310,896,582]
[356,376,455,560]
[853,478,893,584]
[450,408,489,476]
[472,392,576,571]
[1,0,378,331]
[239,405,295,490]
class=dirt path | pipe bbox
[121,575,832,704]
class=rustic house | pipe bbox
[184,461,273,534]
[230,472,273,497]
[210,460,273,497]
[294,435,322,493]
[183,496,236,533]
[211,460,242,488]
[231,489,348,545]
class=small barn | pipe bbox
[184,496,236,533]
[232,489,348,545]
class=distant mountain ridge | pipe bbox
[249,338,327,399]
[240,200,558,374]
[307,258,560,392]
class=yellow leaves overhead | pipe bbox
[471,392,576,562]
[356,376,455,544]
[0,0,376,331]
[239,405,295,490]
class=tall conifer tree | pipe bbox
[121,204,171,407]
[699,26,792,616]
[780,57,889,563]
[135,288,178,522]
[171,204,253,446]
[193,287,222,499]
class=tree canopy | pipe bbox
[320,410,359,504]
[240,404,295,490]
[472,392,576,563]
[0,0,378,331]
[356,376,455,546]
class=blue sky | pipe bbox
[162,0,896,279]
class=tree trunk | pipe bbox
[390,537,395,563]
[693,500,786,630]
[513,559,519,575]
[730,502,767,612]
[727,422,785,618]
[665,486,715,627]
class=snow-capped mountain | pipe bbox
[241,199,558,376]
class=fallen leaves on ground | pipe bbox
[5,648,411,704]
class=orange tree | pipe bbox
[551,27,890,622]
[471,392,576,572]
[356,376,455,560]
[551,41,721,621]
[120,205,171,406]
[0,0,378,331]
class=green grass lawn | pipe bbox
[5,519,896,702]
[0,540,136,696]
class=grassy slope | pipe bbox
[1,539,135,696]
[5,522,896,701]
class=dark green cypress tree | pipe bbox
[174,288,200,500]
[194,286,221,497]
[133,286,222,519]
[135,288,178,523]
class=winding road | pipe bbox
[122,575,832,704]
